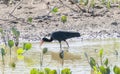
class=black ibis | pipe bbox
[40,31,80,51]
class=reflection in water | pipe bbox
[0,38,120,74]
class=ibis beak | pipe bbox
[40,40,44,46]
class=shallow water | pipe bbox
[0,38,120,74]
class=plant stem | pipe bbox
[62,59,64,68]
[40,52,42,70]
[100,57,102,65]
[10,48,11,62]
[2,35,7,46]
[2,56,5,65]
[2,64,5,74]
[40,52,43,70]
[41,53,44,68]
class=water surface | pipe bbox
[0,38,120,74]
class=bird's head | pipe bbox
[40,37,51,46]
[40,38,46,46]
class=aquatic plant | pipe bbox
[0,28,7,46]
[114,50,119,59]
[106,0,111,9]
[102,0,106,5]
[40,47,48,69]
[1,48,6,65]
[17,48,24,55]
[17,48,24,60]
[90,0,95,8]
[79,0,89,6]
[10,62,16,69]
[17,43,32,60]
[30,68,41,74]
[61,15,67,23]
[8,40,14,59]
[113,66,120,74]
[49,70,57,74]
[85,49,110,74]
[23,43,32,51]
[52,7,58,13]
[30,68,57,74]
[11,27,20,47]
[27,17,33,23]
[84,0,89,6]
[59,50,64,67]
[44,68,51,74]
[99,49,103,65]
[61,68,72,74]
[43,48,48,54]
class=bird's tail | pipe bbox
[71,32,80,37]
[66,32,80,38]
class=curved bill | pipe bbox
[40,40,44,46]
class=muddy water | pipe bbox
[0,38,120,74]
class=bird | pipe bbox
[40,31,80,51]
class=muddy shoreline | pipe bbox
[0,0,120,42]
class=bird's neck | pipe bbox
[45,37,53,42]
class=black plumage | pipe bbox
[41,31,80,50]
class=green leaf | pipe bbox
[99,66,106,74]
[27,17,33,23]
[17,48,24,55]
[43,48,48,54]
[97,71,102,74]
[1,48,5,56]
[90,57,96,69]
[8,40,14,48]
[90,0,95,7]
[0,28,3,34]
[23,43,32,50]
[79,0,84,5]
[104,58,108,66]
[44,68,51,74]
[16,31,20,37]
[52,7,58,13]
[61,15,67,23]
[50,70,57,74]
[84,0,89,5]
[11,27,20,47]
[118,5,120,8]
[99,49,103,58]
[10,62,16,68]
[12,27,17,35]
[106,0,111,9]
[102,0,106,4]
[30,68,39,74]
[113,66,120,74]
[61,68,71,74]
[12,27,20,37]
[93,66,98,71]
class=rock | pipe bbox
[111,22,118,26]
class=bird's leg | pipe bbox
[64,40,69,52]
[59,41,62,51]
[64,40,69,48]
